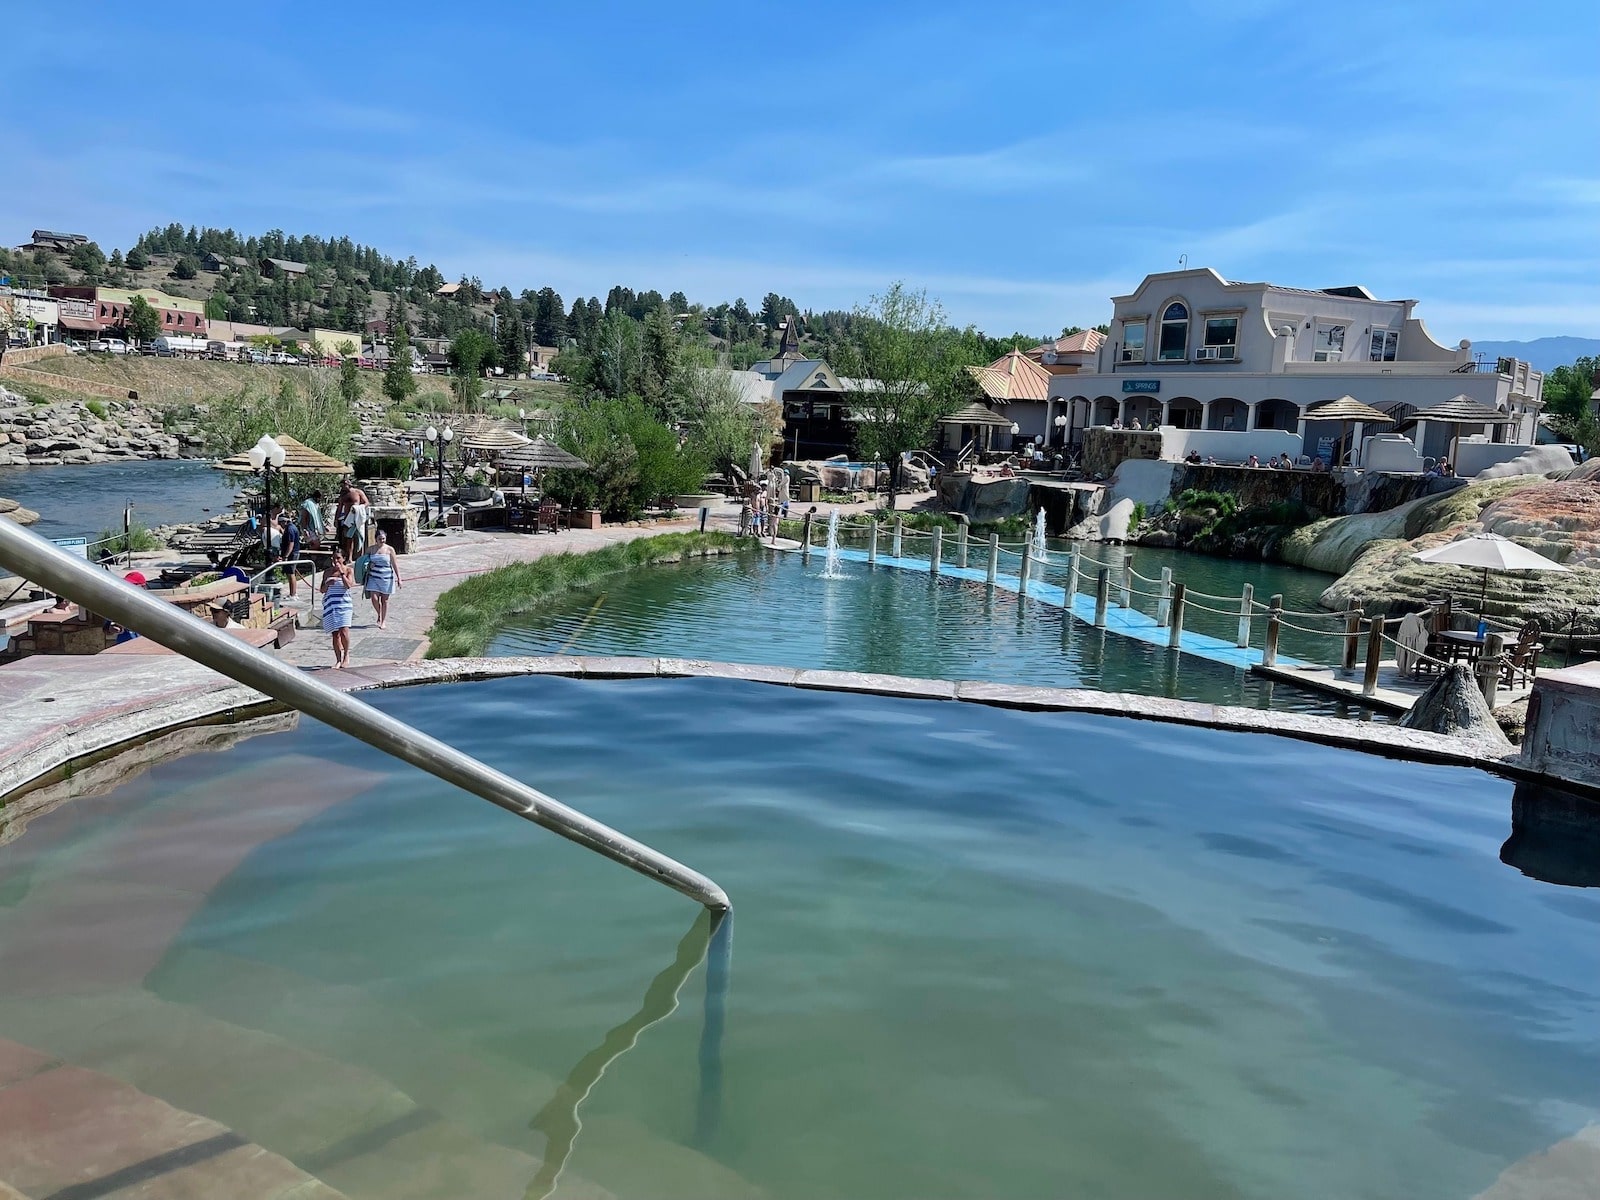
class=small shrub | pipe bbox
[426,531,746,658]
[95,522,165,555]
[84,399,109,420]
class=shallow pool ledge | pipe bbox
[0,653,1542,829]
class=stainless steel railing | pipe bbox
[0,518,730,912]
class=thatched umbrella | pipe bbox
[1300,395,1392,467]
[459,427,531,454]
[497,437,590,495]
[214,434,351,475]
[1408,394,1515,469]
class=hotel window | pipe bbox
[1311,323,1345,362]
[1369,329,1398,361]
[1198,315,1239,361]
[1120,320,1146,363]
[1157,302,1188,361]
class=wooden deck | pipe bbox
[1252,659,1535,713]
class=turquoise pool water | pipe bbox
[491,550,1365,717]
[0,676,1594,1200]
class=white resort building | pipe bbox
[1045,268,1543,467]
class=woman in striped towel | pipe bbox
[361,530,402,630]
[320,550,356,668]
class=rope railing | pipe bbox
[1273,615,1356,637]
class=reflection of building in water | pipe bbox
[1500,782,1600,889]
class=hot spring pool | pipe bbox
[1,675,1594,1200]
[491,550,1369,718]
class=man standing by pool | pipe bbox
[275,507,302,597]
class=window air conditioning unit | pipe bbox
[1195,347,1222,361]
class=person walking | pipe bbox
[361,530,402,630]
[299,490,326,549]
[334,479,371,560]
[320,550,356,669]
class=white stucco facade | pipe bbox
[1046,268,1543,463]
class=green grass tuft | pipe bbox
[425,531,747,659]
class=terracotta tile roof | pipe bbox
[965,350,1052,403]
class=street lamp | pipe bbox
[426,423,454,511]
[247,434,286,552]
[1054,412,1068,448]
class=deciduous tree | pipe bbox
[126,295,163,344]
[837,282,974,510]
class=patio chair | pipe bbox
[537,501,562,534]
[1499,619,1543,689]
[1416,598,1454,676]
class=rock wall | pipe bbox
[1082,427,1161,478]
[1304,473,1600,637]
[937,473,1031,523]
[0,385,189,466]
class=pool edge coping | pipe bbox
[2,654,1534,832]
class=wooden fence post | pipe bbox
[1237,583,1254,648]
[1094,568,1110,628]
[1262,595,1283,667]
[1362,615,1384,697]
[1168,582,1187,649]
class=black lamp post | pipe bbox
[426,423,454,515]
[248,435,286,553]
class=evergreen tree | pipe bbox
[125,246,149,271]
[383,321,417,408]
[495,293,527,374]
[534,287,565,346]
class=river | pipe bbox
[0,459,244,545]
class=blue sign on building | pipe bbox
[1121,380,1160,394]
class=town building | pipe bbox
[1045,268,1543,464]
[1026,328,1104,376]
[1,288,59,346]
[48,286,208,340]
[259,258,309,280]
[956,350,1052,451]
[16,230,88,254]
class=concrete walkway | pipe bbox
[275,520,696,669]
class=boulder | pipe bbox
[0,497,40,525]
[1399,664,1513,752]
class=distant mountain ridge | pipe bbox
[1468,337,1599,372]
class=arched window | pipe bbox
[1158,302,1189,361]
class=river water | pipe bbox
[0,459,243,543]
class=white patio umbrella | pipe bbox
[1412,532,1569,619]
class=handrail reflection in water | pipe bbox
[526,910,730,1199]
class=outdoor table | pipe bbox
[1439,629,1489,663]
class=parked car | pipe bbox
[247,350,268,364]
[65,341,87,355]
[93,339,130,355]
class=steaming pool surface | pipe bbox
[1,675,1595,1199]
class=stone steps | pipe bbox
[0,758,762,1199]
[0,1035,343,1200]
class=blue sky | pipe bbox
[4,0,1596,340]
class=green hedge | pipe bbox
[426,531,747,659]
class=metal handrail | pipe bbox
[0,518,731,913]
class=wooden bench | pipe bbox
[102,627,283,655]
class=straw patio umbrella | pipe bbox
[1412,532,1569,622]
[214,433,352,476]
[1408,394,1515,470]
[498,437,590,496]
[1300,395,1392,466]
